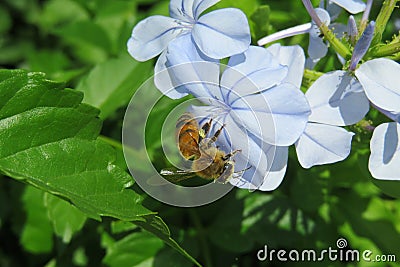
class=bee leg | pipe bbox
[222,149,241,160]
[210,124,225,142]
[199,118,213,140]
[215,161,234,184]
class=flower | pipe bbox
[127,0,251,63]
[290,17,400,179]
[257,0,366,68]
[355,58,400,180]
[291,21,372,168]
[253,44,368,174]
[294,70,368,168]
[159,36,311,190]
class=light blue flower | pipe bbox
[294,70,369,168]
[127,0,250,63]
[263,48,368,171]
[159,38,311,190]
[355,58,400,180]
[293,20,375,168]
[306,0,366,67]
[257,0,366,68]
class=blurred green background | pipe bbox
[0,0,399,266]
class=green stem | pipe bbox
[304,69,324,80]
[189,210,213,267]
[301,0,352,59]
[371,0,399,46]
[389,52,400,61]
[319,24,352,60]
[371,41,400,58]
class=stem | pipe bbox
[389,52,400,61]
[189,210,213,267]
[301,0,351,59]
[304,69,324,81]
[320,24,352,59]
[371,0,399,46]
[371,41,400,58]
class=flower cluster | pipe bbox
[128,0,400,190]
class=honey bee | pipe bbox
[159,112,241,184]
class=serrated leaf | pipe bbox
[77,53,152,119]
[44,193,87,243]
[0,69,202,267]
[0,69,152,220]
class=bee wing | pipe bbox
[147,168,196,186]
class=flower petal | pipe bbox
[192,0,221,19]
[230,83,311,146]
[295,122,354,168]
[306,70,369,126]
[165,34,220,100]
[258,146,288,191]
[127,15,185,61]
[220,46,287,101]
[349,21,375,71]
[266,44,305,88]
[330,0,366,14]
[376,107,400,123]
[355,58,400,113]
[326,1,342,20]
[369,122,400,180]
[154,50,189,99]
[308,8,330,60]
[169,0,195,20]
[257,23,312,46]
[192,8,251,59]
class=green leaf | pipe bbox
[0,6,12,34]
[250,5,271,41]
[0,69,152,220]
[27,50,85,82]
[111,220,139,234]
[77,53,153,119]
[0,69,201,267]
[103,231,164,267]
[134,215,203,267]
[54,21,112,64]
[38,0,89,32]
[44,193,87,243]
[94,1,137,54]
[214,0,258,17]
[20,186,53,254]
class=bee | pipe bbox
[158,112,241,184]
